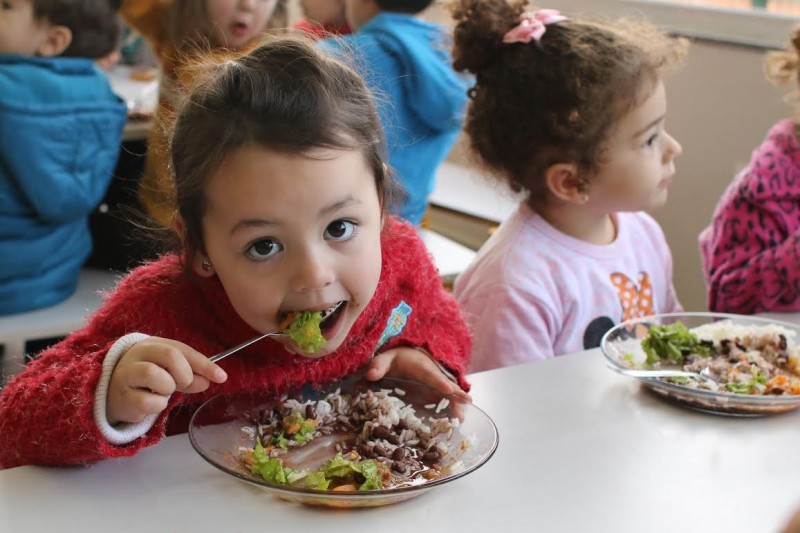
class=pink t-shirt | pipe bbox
[454,203,682,372]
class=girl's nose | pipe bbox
[664,131,682,161]
[239,0,255,10]
[289,250,336,292]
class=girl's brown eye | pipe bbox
[324,220,355,241]
[248,238,282,260]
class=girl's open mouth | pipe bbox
[231,21,248,36]
[319,301,346,334]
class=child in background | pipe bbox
[699,27,800,314]
[120,0,286,227]
[784,506,800,533]
[0,37,471,469]
[0,0,126,315]
[321,0,469,226]
[293,0,352,40]
[451,2,687,371]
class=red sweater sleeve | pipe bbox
[699,120,800,314]
[378,219,472,391]
[0,264,189,468]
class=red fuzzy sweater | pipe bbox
[0,218,471,469]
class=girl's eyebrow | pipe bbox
[229,197,361,235]
[319,197,359,219]
[230,218,275,235]
[633,115,665,138]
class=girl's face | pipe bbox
[586,79,683,213]
[205,0,278,49]
[197,145,384,358]
[300,0,346,26]
[343,0,378,30]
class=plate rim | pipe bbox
[188,376,500,499]
[600,311,800,408]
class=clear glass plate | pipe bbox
[600,312,800,416]
[189,376,499,508]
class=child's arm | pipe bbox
[701,172,800,314]
[105,336,226,426]
[0,259,223,468]
[364,221,472,391]
[0,324,224,469]
[0,331,137,468]
[365,347,471,401]
[704,222,800,314]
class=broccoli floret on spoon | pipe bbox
[281,311,327,354]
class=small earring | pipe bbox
[201,259,212,271]
[581,194,590,203]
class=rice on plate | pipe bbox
[239,385,470,492]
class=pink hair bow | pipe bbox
[502,9,568,44]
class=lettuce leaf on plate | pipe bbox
[641,322,712,365]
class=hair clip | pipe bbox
[502,9,568,44]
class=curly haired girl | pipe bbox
[451,1,688,370]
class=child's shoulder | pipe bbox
[758,119,800,164]
[380,216,422,247]
[0,56,116,105]
[110,254,188,300]
[733,119,800,200]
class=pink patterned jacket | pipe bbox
[699,119,800,313]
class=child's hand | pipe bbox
[107,337,227,425]
[365,347,471,402]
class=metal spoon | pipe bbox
[607,365,720,383]
[209,332,287,363]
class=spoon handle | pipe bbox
[606,366,701,379]
[210,332,283,363]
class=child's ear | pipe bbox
[173,214,215,278]
[172,213,187,244]
[544,163,589,204]
[36,25,72,57]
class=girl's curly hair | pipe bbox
[765,26,800,116]
[450,0,688,203]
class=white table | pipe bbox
[0,269,118,361]
[430,161,521,224]
[104,64,157,142]
[420,228,476,284]
[2,348,798,533]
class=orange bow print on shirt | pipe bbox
[610,272,654,322]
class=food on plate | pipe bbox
[634,321,800,395]
[281,311,327,354]
[240,386,467,491]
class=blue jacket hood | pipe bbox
[355,13,469,132]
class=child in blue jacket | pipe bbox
[322,0,469,225]
[0,0,127,315]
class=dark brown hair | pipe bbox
[32,0,121,58]
[450,0,688,203]
[765,25,800,116]
[376,0,434,14]
[170,36,393,266]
